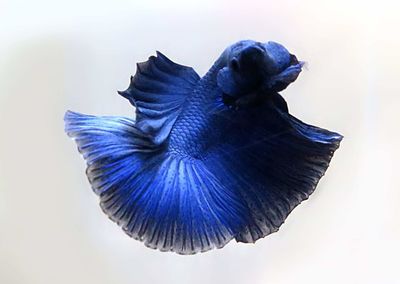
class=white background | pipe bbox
[1,1,399,283]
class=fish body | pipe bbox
[65,40,342,254]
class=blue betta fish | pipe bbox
[65,40,342,254]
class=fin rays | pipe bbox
[65,102,342,252]
[65,111,247,254]
[118,52,200,145]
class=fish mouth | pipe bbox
[261,61,304,93]
[281,52,305,72]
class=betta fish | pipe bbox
[65,40,342,255]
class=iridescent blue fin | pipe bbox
[118,52,200,145]
[204,95,343,243]
[64,111,246,254]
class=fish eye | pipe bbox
[230,58,240,71]
[289,54,299,65]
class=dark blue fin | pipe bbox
[64,111,246,254]
[204,97,343,243]
[118,52,200,145]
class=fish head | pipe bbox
[217,40,304,99]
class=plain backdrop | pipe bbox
[1,1,399,283]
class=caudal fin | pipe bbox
[64,111,247,254]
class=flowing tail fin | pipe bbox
[64,111,247,254]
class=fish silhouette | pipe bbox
[65,40,342,254]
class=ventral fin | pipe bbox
[118,51,200,145]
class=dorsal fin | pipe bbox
[118,51,200,145]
